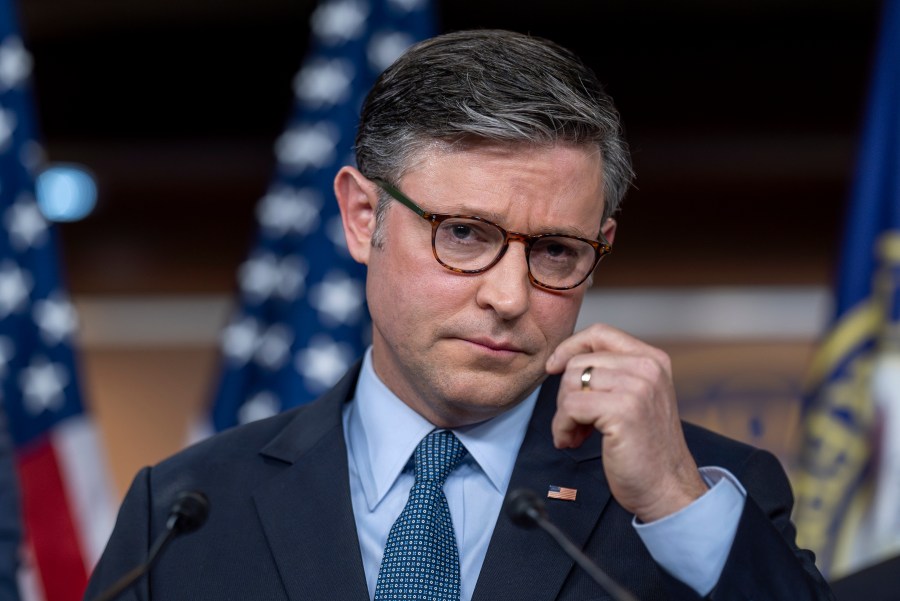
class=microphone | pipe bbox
[89,490,210,601]
[165,490,209,534]
[505,488,639,601]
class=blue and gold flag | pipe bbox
[795,0,900,578]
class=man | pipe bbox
[85,30,833,600]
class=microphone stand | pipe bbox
[506,488,639,601]
[89,491,210,601]
[90,527,178,601]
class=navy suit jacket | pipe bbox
[84,365,833,600]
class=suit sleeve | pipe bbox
[83,467,154,601]
[705,449,834,600]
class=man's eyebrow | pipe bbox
[532,223,597,238]
[447,205,597,239]
[449,206,506,223]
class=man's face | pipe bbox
[340,142,615,427]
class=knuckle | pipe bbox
[588,322,611,337]
[618,393,643,420]
[637,353,669,381]
[636,356,658,376]
[583,323,603,339]
[632,378,654,401]
[655,349,672,372]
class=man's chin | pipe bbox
[431,367,546,423]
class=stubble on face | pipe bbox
[365,142,605,428]
[371,304,554,427]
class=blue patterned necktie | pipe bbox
[374,430,468,601]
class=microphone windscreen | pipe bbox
[168,490,210,534]
[504,488,545,529]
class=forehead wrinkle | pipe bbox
[399,142,604,239]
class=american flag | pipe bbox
[206,0,434,433]
[0,2,115,600]
[547,485,578,502]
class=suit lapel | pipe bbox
[252,365,370,601]
[473,376,611,601]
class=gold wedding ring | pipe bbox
[580,366,593,391]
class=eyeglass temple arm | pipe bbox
[371,178,427,218]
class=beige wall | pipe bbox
[82,347,219,499]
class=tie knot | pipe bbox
[413,430,467,485]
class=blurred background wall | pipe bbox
[11,0,884,581]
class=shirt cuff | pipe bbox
[632,466,746,596]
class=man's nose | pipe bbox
[474,241,531,320]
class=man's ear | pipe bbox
[601,217,617,246]
[334,166,379,265]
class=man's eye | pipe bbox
[450,224,473,240]
[544,242,574,258]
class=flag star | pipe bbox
[368,31,416,73]
[19,138,44,172]
[19,357,69,415]
[256,186,322,238]
[294,58,355,109]
[309,271,365,325]
[310,0,369,46]
[275,122,339,172]
[220,316,261,365]
[0,108,17,153]
[0,336,13,379]
[0,36,33,90]
[239,253,308,303]
[254,324,294,370]
[388,0,426,12]
[274,255,308,300]
[0,261,32,318]
[295,335,354,392]
[33,295,78,345]
[238,391,281,425]
[4,195,48,251]
[239,254,280,302]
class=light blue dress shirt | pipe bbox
[343,349,745,600]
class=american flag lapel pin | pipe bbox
[547,485,577,501]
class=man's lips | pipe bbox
[456,336,528,354]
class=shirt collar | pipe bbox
[347,348,539,511]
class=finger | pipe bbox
[563,362,625,394]
[552,395,595,448]
[559,355,670,396]
[546,323,657,373]
[552,421,594,449]
[552,390,619,448]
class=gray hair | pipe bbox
[355,29,633,245]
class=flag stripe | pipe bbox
[52,417,115,565]
[1,2,117,597]
[17,441,88,601]
[547,486,577,501]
